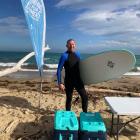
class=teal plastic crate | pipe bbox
[54,110,79,131]
[54,110,79,140]
[79,112,106,140]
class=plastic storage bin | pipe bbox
[79,112,107,140]
[54,110,79,140]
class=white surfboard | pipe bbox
[80,50,136,85]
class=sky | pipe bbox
[0,0,140,54]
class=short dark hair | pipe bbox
[66,39,75,47]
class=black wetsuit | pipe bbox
[57,51,88,112]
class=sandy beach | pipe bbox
[0,71,140,140]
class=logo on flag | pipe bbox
[25,0,43,21]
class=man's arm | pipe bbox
[75,51,81,60]
[57,54,66,85]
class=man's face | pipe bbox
[67,40,76,52]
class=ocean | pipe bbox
[0,51,140,69]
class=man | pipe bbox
[57,39,88,112]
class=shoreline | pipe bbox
[0,63,140,70]
[1,68,140,81]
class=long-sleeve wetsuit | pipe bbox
[57,51,88,112]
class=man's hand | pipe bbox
[59,84,65,92]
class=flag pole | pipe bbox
[38,0,46,111]
[38,66,43,111]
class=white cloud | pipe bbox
[56,0,140,36]
[98,40,128,47]
[56,0,140,54]
[73,9,140,35]
[0,17,28,36]
[56,0,140,11]
[80,37,140,54]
